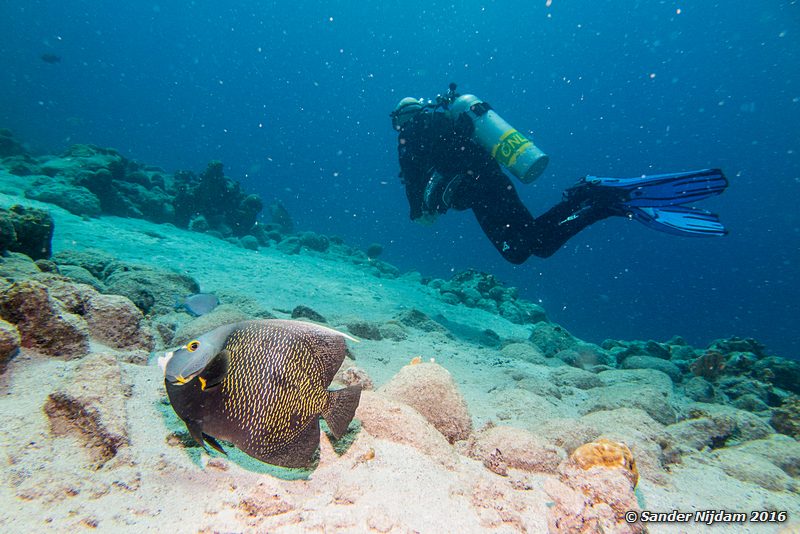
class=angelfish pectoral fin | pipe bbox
[203,434,227,455]
[185,419,208,450]
[184,419,226,455]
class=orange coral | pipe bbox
[408,356,422,365]
[569,438,639,487]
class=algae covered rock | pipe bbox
[0,318,21,367]
[770,395,800,439]
[754,356,800,394]
[734,433,800,477]
[51,249,117,279]
[346,320,383,341]
[0,204,55,260]
[500,342,547,365]
[380,362,472,443]
[173,161,263,237]
[549,366,603,390]
[0,252,42,280]
[25,182,102,217]
[84,293,155,351]
[683,376,716,403]
[0,128,26,158]
[0,279,90,358]
[529,322,577,357]
[584,384,676,425]
[103,265,199,315]
[666,403,773,451]
[621,355,682,383]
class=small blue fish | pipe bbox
[176,293,220,316]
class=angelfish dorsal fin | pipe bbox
[266,320,357,387]
[199,349,230,390]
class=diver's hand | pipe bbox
[414,212,438,227]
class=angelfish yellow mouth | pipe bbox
[175,375,190,385]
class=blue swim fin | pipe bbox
[585,168,728,208]
[628,206,728,237]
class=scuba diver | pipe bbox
[390,83,728,264]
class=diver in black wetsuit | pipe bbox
[390,87,729,264]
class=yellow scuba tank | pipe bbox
[448,93,549,184]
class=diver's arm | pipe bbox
[397,121,431,221]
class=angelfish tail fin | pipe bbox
[322,385,362,439]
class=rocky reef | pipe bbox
[1,130,265,243]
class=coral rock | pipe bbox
[380,362,472,443]
[43,353,130,469]
[584,384,676,425]
[690,349,727,380]
[546,437,644,533]
[0,317,21,366]
[713,449,794,491]
[84,293,155,351]
[735,434,800,477]
[0,204,55,260]
[0,280,90,358]
[0,252,41,280]
[545,473,644,534]
[291,305,327,323]
[622,355,682,383]
[770,395,800,439]
[103,265,199,315]
[465,425,565,474]
[355,391,455,466]
[566,438,639,488]
[549,366,603,390]
[25,182,102,217]
[336,365,375,391]
[346,320,383,341]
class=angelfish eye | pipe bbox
[186,340,200,352]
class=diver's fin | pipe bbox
[586,168,728,207]
[322,385,362,439]
[629,206,728,237]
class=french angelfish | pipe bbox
[159,319,362,468]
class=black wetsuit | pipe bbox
[397,110,611,264]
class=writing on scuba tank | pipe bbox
[492,129,533,168]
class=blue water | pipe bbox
[2,1,798,358]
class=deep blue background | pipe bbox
[2,1,798,358]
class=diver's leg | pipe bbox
[465,169,613,262]
[461,169,559,263]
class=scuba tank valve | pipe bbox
[448,91,549,184]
